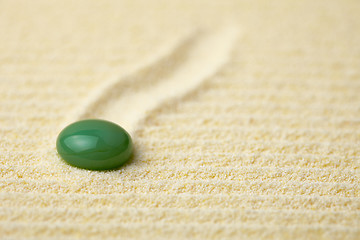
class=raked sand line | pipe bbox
[74,26,239,135]
[66,29,199,125]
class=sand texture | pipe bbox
[0,0,359,239]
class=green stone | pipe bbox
[56,119,133,170]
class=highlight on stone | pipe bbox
[56,119,133,170]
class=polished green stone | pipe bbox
[56,119,133,170]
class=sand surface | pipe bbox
[0,0,359,239]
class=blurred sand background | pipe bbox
[0,0,359,239]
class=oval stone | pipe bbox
[56,119,133,170]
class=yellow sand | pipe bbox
[0,0,359,239]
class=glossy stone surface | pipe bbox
[56,119,133,170]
